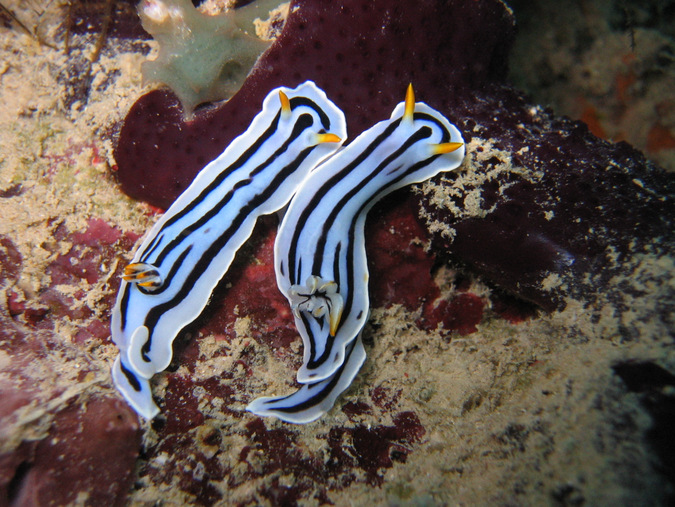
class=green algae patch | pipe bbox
[138,0,277,117]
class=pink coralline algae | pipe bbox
[0,220,141,504]
[0,395,140,505]
[8,219,138,341]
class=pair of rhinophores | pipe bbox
[111,81,465,423]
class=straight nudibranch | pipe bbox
[247,85,464,423]
[111,81,346,419]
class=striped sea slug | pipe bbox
[111,81,346,419]
[247,85,465,423]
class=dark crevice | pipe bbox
[7,461,32,505]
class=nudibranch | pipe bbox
[247,85,465,423]
[247,335,367,424]
[111,81,346,419]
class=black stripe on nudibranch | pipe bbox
[120,360,142,392]
[119,282,131,330]
[290,96,332,130]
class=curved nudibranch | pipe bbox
[247,85,464,423]
[111,81,346,419]
[246,334,367,424]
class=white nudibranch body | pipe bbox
[111,81,346,419]
[246,85,465,423]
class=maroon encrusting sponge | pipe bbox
[114,0,513,209]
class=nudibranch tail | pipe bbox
[246,335,366,424]
[274,84,465,387]
[112,355,159,420]
[111,81,347,418]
